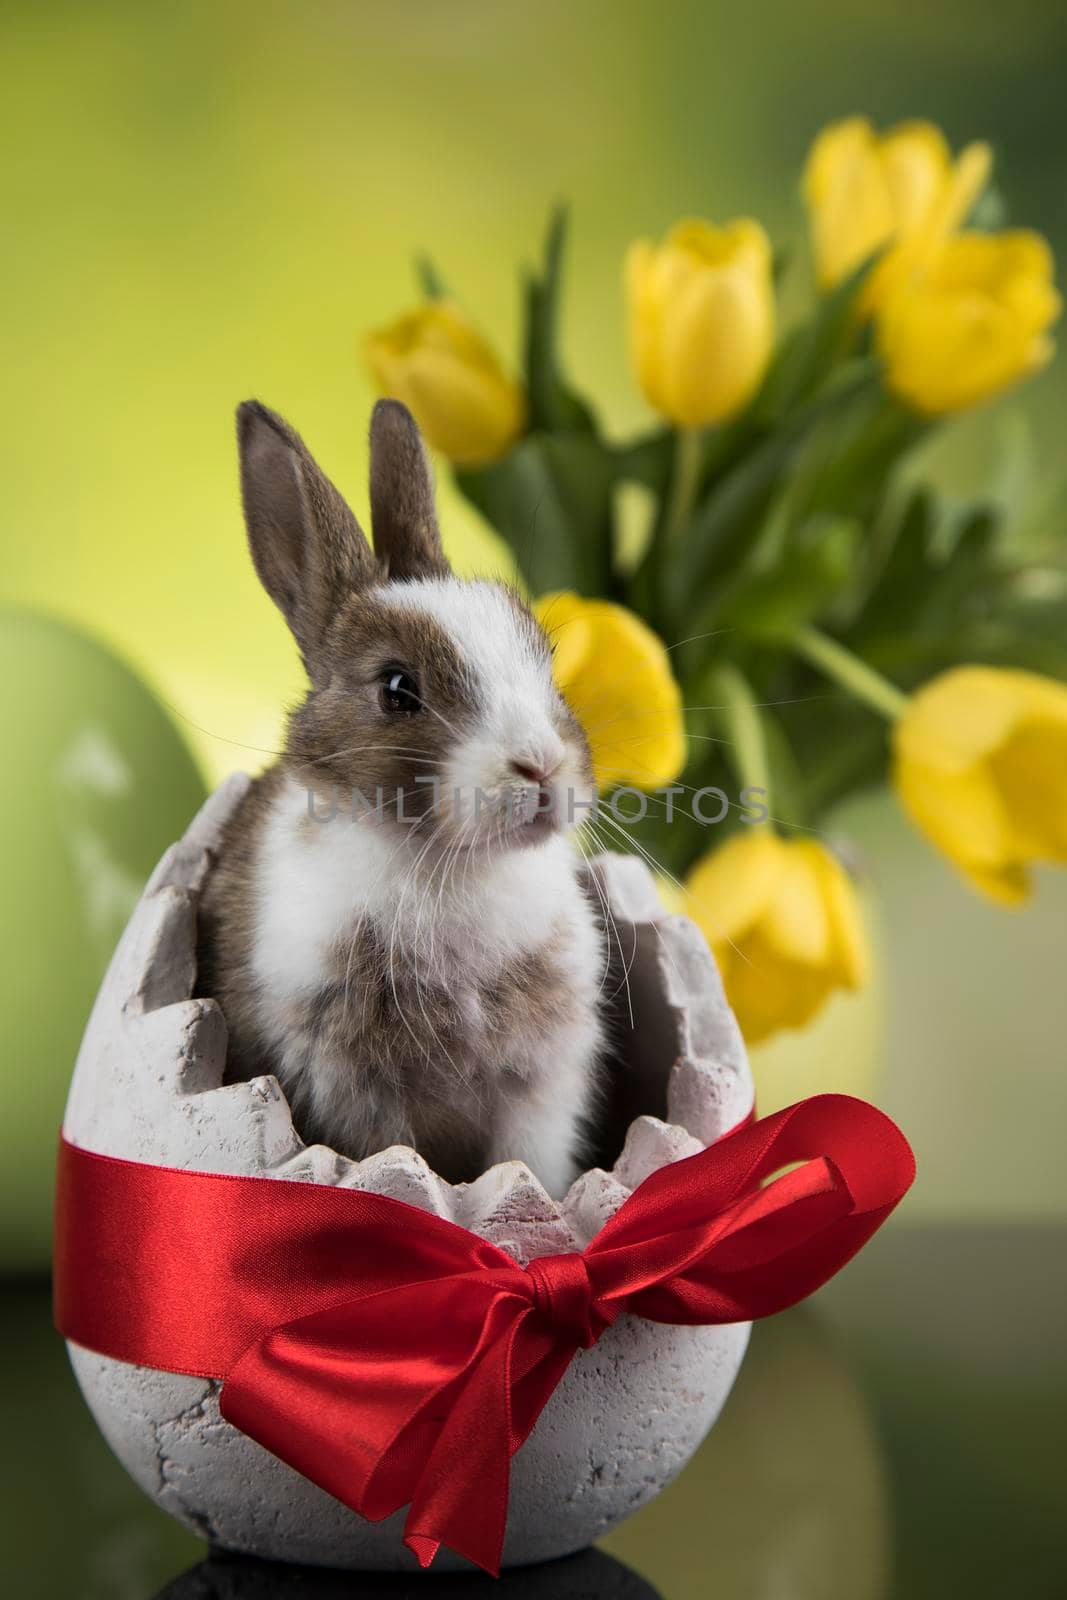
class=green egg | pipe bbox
[0,610,207,1270]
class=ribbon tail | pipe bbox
[401,1311,568,1576]
[406,1534,441,1570]
[400,1315,523,1575]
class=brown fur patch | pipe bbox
[195,764,286,1083]
[237,402,379,676]
[369,399,449,581]
[286,925,581,1181]
[284,590,477,821]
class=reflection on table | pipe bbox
[601,1309,889,1599]
[153,1545,661,1598]
[6,1225,1065,1598]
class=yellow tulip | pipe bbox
[803,116,991,308]
[876,230,1061,414]
[685,830,869,1045]
[364,300,525,466]
[625,219,775,427]
[534,591,686,790]
[892,666,1067,904]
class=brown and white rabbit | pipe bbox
[196,398,605,1198]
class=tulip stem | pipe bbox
[709,664,773,817]
[793,627,908,719]
[663,426,706,553]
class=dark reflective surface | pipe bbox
[4,1224,1065,1598]
[152,1547,660,1598]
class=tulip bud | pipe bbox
[685,831,869,1044]
[625,219,775,427]
[892,665,1067,903]
[803,117,991,312]
[365,301,525,467]
[534,592,686,790]
[876,230,1061,414]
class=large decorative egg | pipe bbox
[1,608,206,1270]
[62,776,754,1571]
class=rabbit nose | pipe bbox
[510,757,558,785]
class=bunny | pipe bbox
[195,399,606,1199]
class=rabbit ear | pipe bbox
[369,399,450,581]
[237,401,377,668]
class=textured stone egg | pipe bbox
[62,776,754,1572]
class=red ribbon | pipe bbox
[54,1094,913,1575]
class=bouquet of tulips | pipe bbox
[365,117,1067,1046]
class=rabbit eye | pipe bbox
[379,666,422,716]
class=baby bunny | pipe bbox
[196,399,605,1198]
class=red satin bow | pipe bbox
[54,1094,914,1574]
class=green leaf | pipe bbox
[969,178,1007,231]
[755,256,873,421]
[848,489,935,640]
[1001,472,1067,564]
[853,488,1008,654]
[931,559,1067,680]
[799,395,928,523]
[945,610,1067,680]
[721,515,863,642]
[771,243,794,289]
[834,477,1066,687]
[663,360,880,628]
[523,205,597,434]
[414,253,447,299]
[797,711,890,818]
[760,712,810,831]
[612,428,673,498]
[455,431,615,595]
[987,411,1038,526]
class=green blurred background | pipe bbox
[3,0,1067,1271]
[2,5,1067,1594]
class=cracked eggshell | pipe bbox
[62,778,754,1572]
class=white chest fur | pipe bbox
[252,779,599,993]
[249,779,605,1195]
